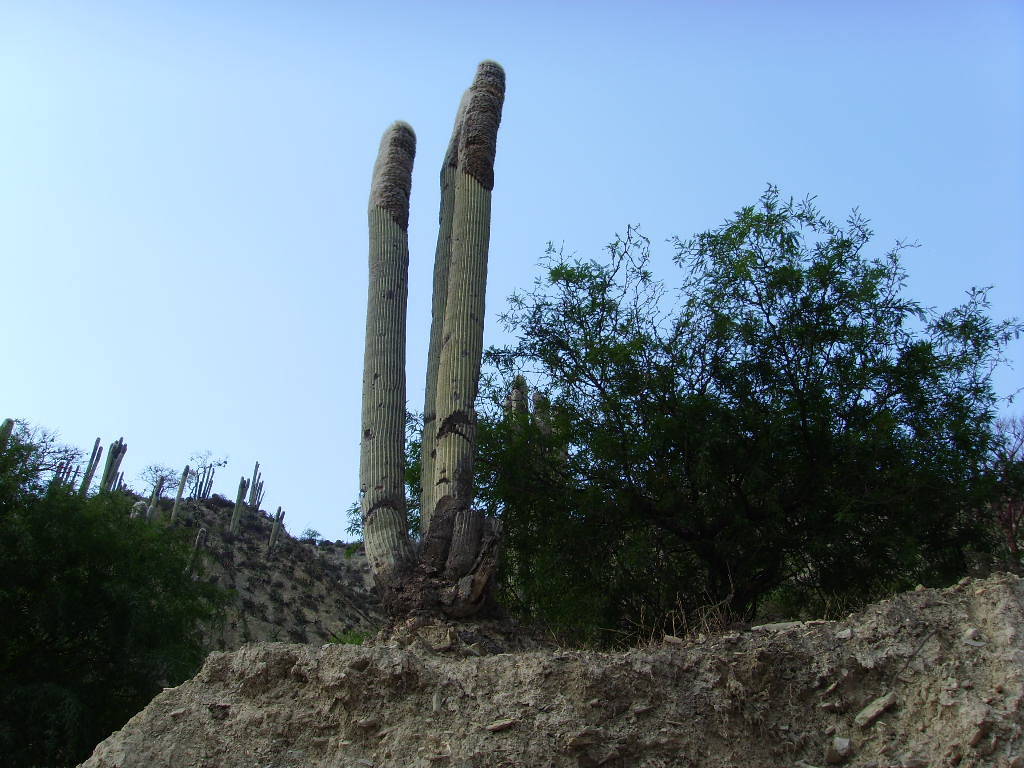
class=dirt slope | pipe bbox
[81,573,1022,767]
[180,497,382,648]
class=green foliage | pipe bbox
[0,423,225,768]
[299,527,324,544]
[482,187,1021,642]
[329,629,369,645]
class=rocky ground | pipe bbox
[175,496,383,648]
[80,572,1023,767]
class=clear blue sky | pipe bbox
[2,1,1021,541]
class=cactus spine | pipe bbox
[423,61,505,580]
[171,464,189,522]
[78,438,103,496]
[360,121,417,589]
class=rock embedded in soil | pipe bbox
[80,573,1024,768]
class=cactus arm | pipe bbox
[422,61,505,577]
[360,121,417,589]
[420,90,471,538]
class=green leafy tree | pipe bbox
[482,187,1022,640]
[0,422,225,767]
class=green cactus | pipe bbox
[171,464,189,523]
[99,438,127,493]
[185,527,208,575]
[358,62,505,616]
[420,90,470,538]
[423,61,506,580]
[268,506,285,554]
[229,475,250,535]
[146,476,166,521]
[360,121,418,588]
[78,438,103,496]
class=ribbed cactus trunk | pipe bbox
[422,62,505,587]
[420,91,470,538]
[78,438,103,496]
[360,122,417,592]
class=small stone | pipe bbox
[835,628,852,640]
[662,634,684,645]
[208,703,230,721]
[963,627,986,647]
[355,716,378,729]
[752,621,803,632]
[825,736,853,764]
[485,718,517,733]
[914,584,925,591]
[854,691,896,728]
[901,754,927,768]
[169,708,188,719]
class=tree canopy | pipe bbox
[480,187,1022,640]
[0,423,224,767]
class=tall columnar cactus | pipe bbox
[247,461,264,509]
[360,121,418,587]
[229,475,250,535]
[186,527,208,576]
[268,506,285,554]
[420,91,470,537]
[78,438,103,496]
[423,61,506,580]
[358,62,505,616]
[146,476,166,521]
[171,464,189,523]
[100,438,127,493]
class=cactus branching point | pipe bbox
[358,62,505,617]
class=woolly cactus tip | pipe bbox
[370,121,417,229]
[458,61,506,190]
[443,89,472,173]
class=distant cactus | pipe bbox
[99,438,127,493]
[171,464,189,523]
[268,506,285,554]
[146,477,166,521]
[185,527,208,575]
[193,464,215,500]
[78,438,103,496]
[247,461,265,510]
[229,475,250,535]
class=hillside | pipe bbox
[177,496,383,648]
[80,572,1023,767]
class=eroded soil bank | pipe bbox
[81,573,1023,768]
